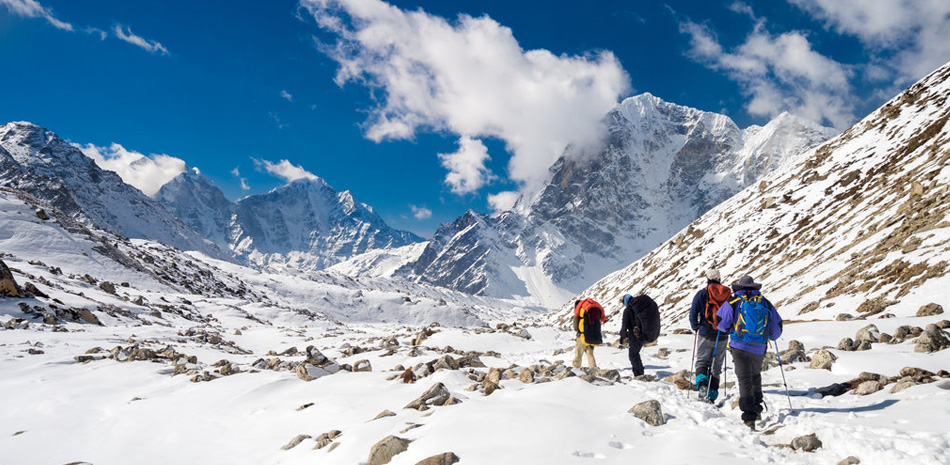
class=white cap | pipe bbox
[706,269,721,281]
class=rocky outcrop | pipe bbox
[0,259,21,297]
[628,400,665,426]
[367,435,411,465]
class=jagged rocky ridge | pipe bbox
[568,60,950,329]
[157,169,423,271]
[0,122,221,257]
[379,94,836,307]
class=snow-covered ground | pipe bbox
[1,190,948,464]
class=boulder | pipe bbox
[367,435,411,465]
[77,309,101,325]
[0,259,21,297]
[853,380,883,395]
[629,400,665,426]
[790,433,822,452]
[281,434,311,450]
[837,457,861,465]
[373,410,396,420]
[809,349,837,370]
[415,452,460,465]
[854,324,880,343]
[915,329,950,353]
[24,282,48,298]
[518,368,535,384]
[917,303,944,317]
[837,338,855,351]
[663,370,691,390]
[890,379,917,393]
[404,382,451,410]
[99,281,117,295]
[296,363,337,381]
[353,359,372,372]
[787,340,805,352]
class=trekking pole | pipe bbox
[688,331,698,398]
[722,343,729,401]
[706,330,721,400]
[772,341,793,411]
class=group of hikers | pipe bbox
[572,269,784,430]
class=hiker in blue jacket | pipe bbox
[716,275,782,430]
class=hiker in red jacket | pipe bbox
[573,299,606,368]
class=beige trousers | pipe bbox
[573,336,597,368]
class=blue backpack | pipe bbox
[729,295,770,344]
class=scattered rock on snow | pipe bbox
[281,434,311,450]
[917,303,944,317]
[0,259,22,297]
[853,380,883,395]
[915,328,950,353]
[373,410,396,421]
[790,433,822,452]
[855,324,880,343]
[809,349,837,370]
[414,452,460,465]
[628,400,665,426]
[405,382,452,410]
[837,456,861,465]
[367,435,411,465]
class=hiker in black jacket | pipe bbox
[619,294,644,376]
[689,268,732,402]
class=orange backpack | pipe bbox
[704,284,732,330]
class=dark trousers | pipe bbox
[695,334,727,391]
[731,347,766,422]
[627,338,644,376]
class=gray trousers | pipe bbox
[695,334,728,391]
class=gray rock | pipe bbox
[367,435,411,465]
[890,379,917,393]
[855,324,880,343]
[837,455,861,464]
[404,382,451,410]
[916,303,944,317]
[628,400,665,426]
[373,410,396,420]
[853,380,883,395]
[99,281,117,295]
[915,329,950,353]
[0,259,21,298]
[281,434,311,450]
[518,368,535,384]
[837,338,855,351]
[790,433,822,452]
[787,340,805,352]
[353,359,372,372]
[809,349,837,370]
[414,452,460,465]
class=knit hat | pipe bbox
[622,294,633,307]
[705,269,721,282]
[731,275,762,291]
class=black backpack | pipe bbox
[630,294,660,343]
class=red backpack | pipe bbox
[704,284,732,330]
[575,299,606,345]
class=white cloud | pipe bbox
[240,178,250,190]
[255,158,319,183]
[114,25,169,55]
[681,19,856,129]
[84,26,107,40]
[438,136,495,195]
[487,191,519,212]
[231,167,241,177]
[78,143,186,197]
[0,0,72,31]
[300,0,630,195]
[410,204,432,220]
[788,0,950,84]
[280,90,294,102]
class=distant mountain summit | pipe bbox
[0,121,221,257]
[573,59,950,326]
[385,94,837,307]
[156,171,423,271]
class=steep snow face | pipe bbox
[156,169,236,247]
[570,59,950,331]
[0,122,221,257]
[401,94,835,307]
[229,178,423,271]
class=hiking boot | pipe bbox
[744,420,756,431]
[706,389,719,402]
[695,373,708,391]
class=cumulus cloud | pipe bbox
[231,167,250,190]
[78,143,186,197]
[487,191,519,213]
[681,19,856,129]
[255,158,319,183]
[410,204,432,220]
[300,0,629,195]
[280,90,294,102]
[788,0,950,84]
[114,24,170,55]
[0,0,72,31]
[438,136,495,195]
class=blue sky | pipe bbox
[2,0,948,236]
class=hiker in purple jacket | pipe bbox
[716,275,782,430]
